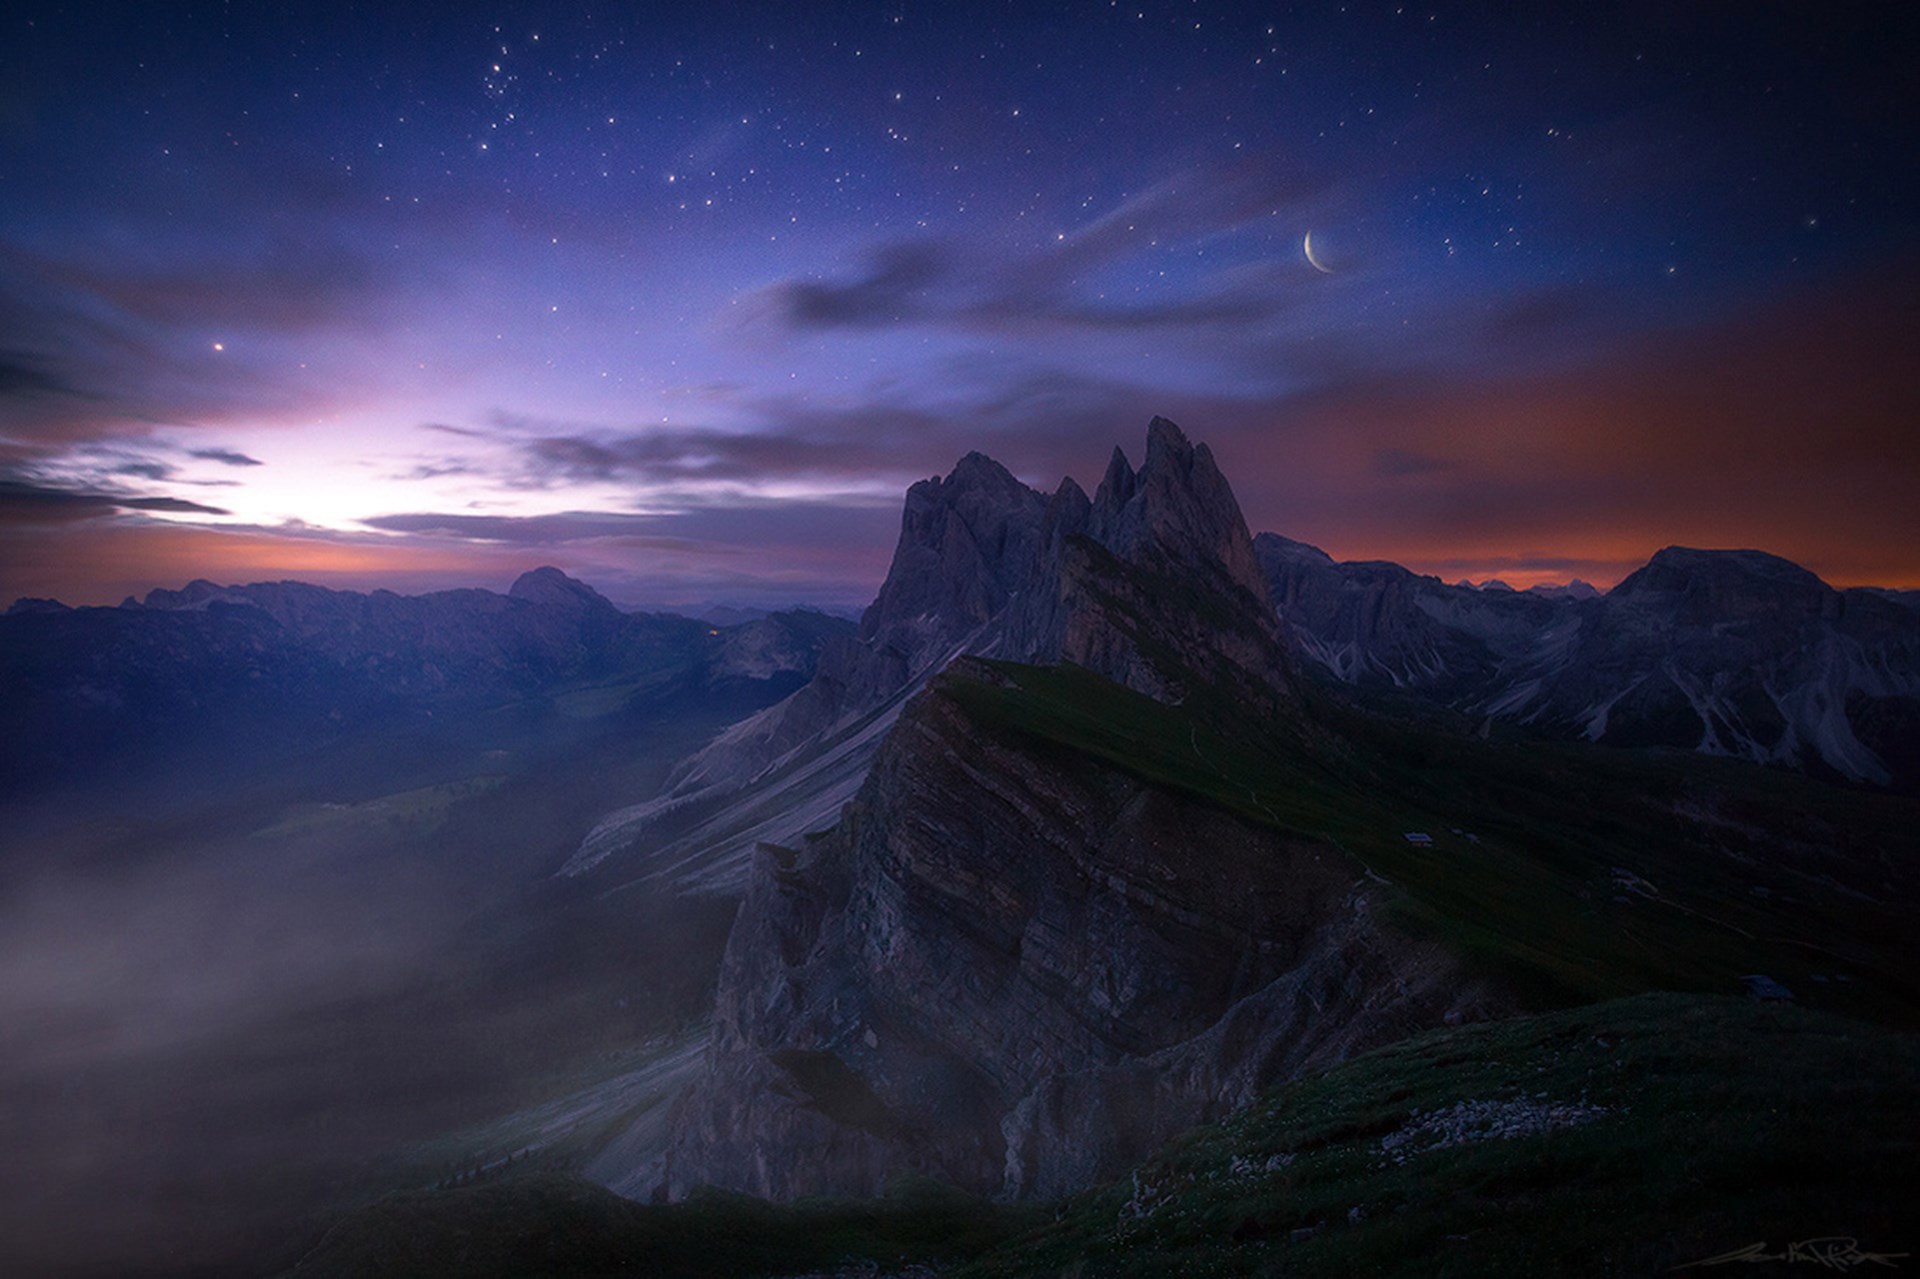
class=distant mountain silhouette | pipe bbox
[1259,537,1920,787]
[0,569,851,805]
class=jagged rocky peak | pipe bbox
[508,565,621,615]
[1088,415,1269,606]
[859,450,1049,643]
[560,415,1298,893]
[1612,546,1837,622]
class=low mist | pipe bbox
[0,721,738,1278]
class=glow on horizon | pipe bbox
[1,5,1912,610]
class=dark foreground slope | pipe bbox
[284,994,1920,1278]
[665,660,1500,1203]
[963,993,1920,1279]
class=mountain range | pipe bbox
[1260,535,1920,788]
[7,417,1918,1276]
[0,569,851,811]
[546,418,1919,1213]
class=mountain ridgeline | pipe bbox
[571,417,1920,1211]
[8,418,1917,1275]
[655,420,1496,1200]
[0,569,852,809]
[560,416,1296,896]
[1259,535,1920,788]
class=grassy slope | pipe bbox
[280,994,1919,1278]
[962,993,1920,1278]
[948,660,1920,1026]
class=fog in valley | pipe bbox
[0,703,742,1277]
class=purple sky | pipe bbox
[3,3,1915,609]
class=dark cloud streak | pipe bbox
[0,478,229,525]
[188,448,264,468]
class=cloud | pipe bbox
[513,425,886,490]
[361,499,902,562]
[758,159,1329,341]
[389,460,478,482]
[0,349,77,399]
[112,460,177,481]
[0,477,229,526]
[188,448,264,467]
[361,510,714,549]
[763,236,1303,338]
[776,241,949,328]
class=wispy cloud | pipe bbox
[756,160,1330,341]
[188,448,264,467]
[0,477,229,525]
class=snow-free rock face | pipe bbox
[563,417,1296,892]
[644,421,1471,1204]
[1255,533,1564,699]
[660,661,1500,1202]
[507,565,624,618]
[1259,537,1920,787]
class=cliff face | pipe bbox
[564,416,1298,892]
[661,661,1501,1201]
[591,416,1505,1203]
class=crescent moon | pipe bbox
[1303,230,1335,275]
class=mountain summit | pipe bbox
[561,417,1296,891]
[645,424,1482,1201]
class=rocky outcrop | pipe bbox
[1260,536,1920,787]
[645,419,1491,1203]
[564,416,1298,892]
[660,661,1501,1201]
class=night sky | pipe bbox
[2,2,1915,609]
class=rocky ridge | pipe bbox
[563,416,1295,894]
[659,660,1499,1201]
[1258,535,1920,787]
[633,419,1502,1203]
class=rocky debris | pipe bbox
[1374,1097,1610,1166]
